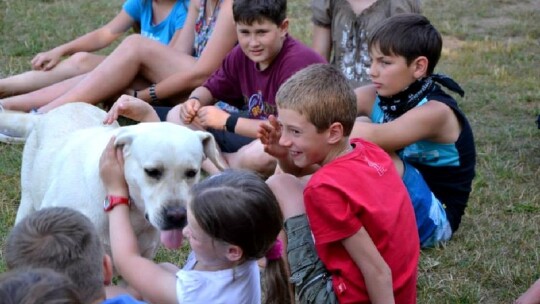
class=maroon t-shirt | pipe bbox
[203,35,326,119]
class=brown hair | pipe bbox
[190,170,291,304]
[0,268,82,304]
[276,63,357,136]
[368,13,442,75]
[233,0,287,26]
[5,207,106,303]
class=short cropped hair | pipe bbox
[276,64,357,136]
[5,207,105,303]
[233,0,286,26]
[0,268,82,304]
[368,13,442,75]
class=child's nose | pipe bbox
[368,65,377,78]
[182,226,190,239]
[248,35,260,46]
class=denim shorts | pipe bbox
[284,214,338,304]
[402,161,452,247]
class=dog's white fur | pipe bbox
[0,102,223,260]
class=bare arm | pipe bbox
[351,100,460,152]
[354,84,377,116]
[516,278,540,304]
[342,227,395,304]
[137,0,237,102]
[169,0,198,53]
[311,24,332,61]
[167,29,185,48]
[99,139,178,304]
[32,10,135,70]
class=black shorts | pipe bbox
[207,128,254,153]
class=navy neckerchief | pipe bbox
[378,74,465,122]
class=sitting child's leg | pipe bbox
[402,160,452,247]
[267,174,338,303]
[223,140,277,177]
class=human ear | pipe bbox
[327,122,344,144]
[103,254,114,286]
[279,18,289,36]
[412,56,428,79]
[226,245,244,262]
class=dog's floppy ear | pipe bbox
[113,126,136,157]
[195,130,226,171]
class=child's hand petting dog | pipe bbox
[104,95,160,125]
[99,138,128,197]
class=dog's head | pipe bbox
[114,122,224,249]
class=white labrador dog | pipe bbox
[0,102,223,259]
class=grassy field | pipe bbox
[1,0,539,303]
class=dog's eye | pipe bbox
[185,169,198,178]
[145,168,163,180]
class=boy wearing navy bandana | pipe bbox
[352,13,476,248]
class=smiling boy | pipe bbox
[262,64,419,303]
[164,0,326,176]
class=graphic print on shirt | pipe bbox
[247,90,276,119]
[337,25,371,85]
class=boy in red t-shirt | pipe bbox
[260,64,419,303]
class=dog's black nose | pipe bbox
[164,206,187,229]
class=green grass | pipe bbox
[1,0,539,303]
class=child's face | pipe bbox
[369,45,419,97]
[236,18,288,71]
[277,108,332,168]
[183,206,232,270]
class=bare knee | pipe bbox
[166,104,182,124]
[266,174,305,218]
[266,174,298,192]
[67,52,102,73]
[225,142,277,177]
[120,34,153,58]
[249,152,277,177]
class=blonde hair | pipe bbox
[276,64,357,135]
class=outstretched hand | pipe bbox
[258,115,288,159]
[99,138,128,197]
[104,95,160,125]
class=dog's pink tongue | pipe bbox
[160,229,184,249]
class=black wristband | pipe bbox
[149,84,158,103]
[225,114,240,133]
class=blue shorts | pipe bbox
[284,214,338,303]
[402,161,452,247]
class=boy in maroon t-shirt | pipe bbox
[169,0,325,176]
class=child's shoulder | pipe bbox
[281,35,326,63]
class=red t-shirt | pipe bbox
[304,138,419,304]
